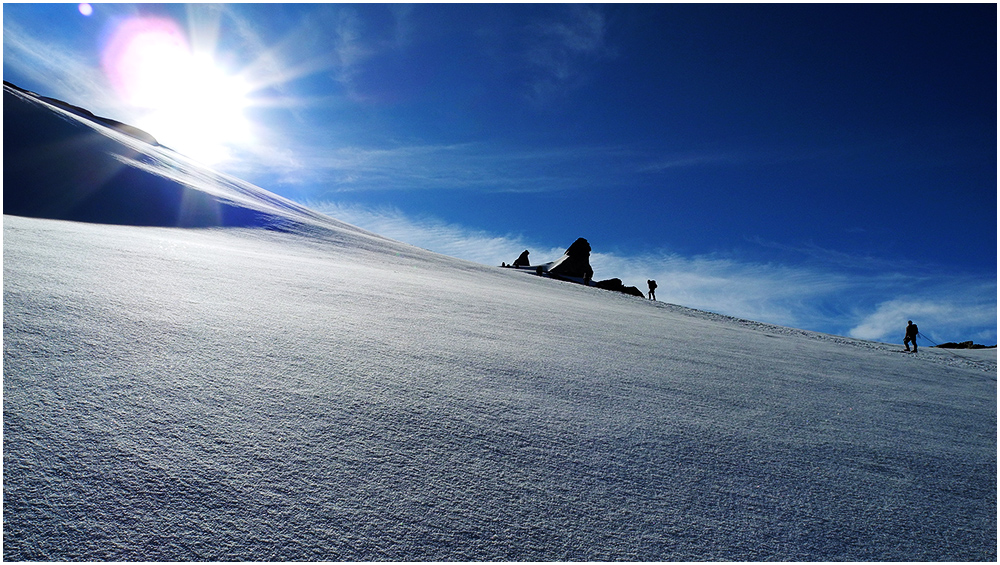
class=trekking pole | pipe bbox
[917,332,938,347]
[918,332,968,359]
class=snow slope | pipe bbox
[3,82,342,232]
[3,84,997,561]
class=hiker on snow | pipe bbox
[647,279,657,301]
[904,320,919,352]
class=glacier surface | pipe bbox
[3,80,996,561]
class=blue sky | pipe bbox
[4,3,996,344]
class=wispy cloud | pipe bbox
[746,236,928,274]
[310,201,997,345]
[637,143,865,175]
[2,20,118,116]
[591,251,850,326]
[310,201,564,265]
[245,142,637,196]
[637,152,747,173]
[522,5,614,103]
[327,7,373,97]
[847,289,997,343]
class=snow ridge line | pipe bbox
[506,268,994,375]
[649,300,997,375]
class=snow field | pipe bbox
[3,214,996,560]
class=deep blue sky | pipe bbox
[4,3,996,343]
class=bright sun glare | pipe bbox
[102,17,253,164]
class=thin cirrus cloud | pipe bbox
[309,201,996,345]
[252,142,633,195]
[2,21,114,114]
[521,5,613,103]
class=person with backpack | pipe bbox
[904,320,919,352]
[647,279,657,301]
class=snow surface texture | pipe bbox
[3,83,997,561]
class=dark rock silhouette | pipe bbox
[547,237,594,281]
[505,236,673,305]
[595,278,644,297]
[509,238,651,300]
[936,341,995,349]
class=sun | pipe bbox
[102,17,254,164]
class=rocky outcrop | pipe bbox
[511,238,649,300]
[595,278,644,297]
[935,341,996,349]
[547,237,594,281]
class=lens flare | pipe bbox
[101,17,254,164]
[102,18,189,107]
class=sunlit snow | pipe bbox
[3,82,996,561]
